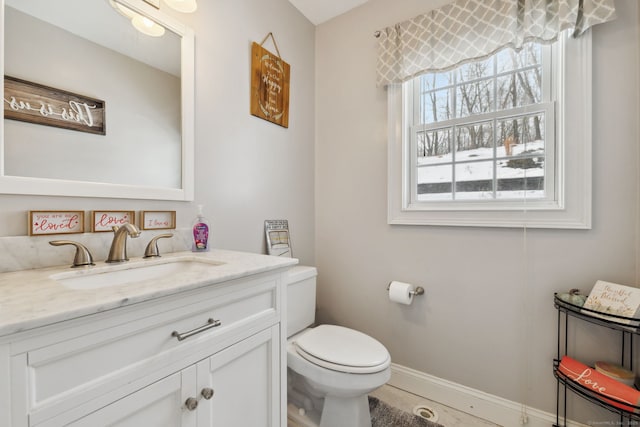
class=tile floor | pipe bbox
[370,385,500,427]
[369,384,500,426]
[288,384,500,426]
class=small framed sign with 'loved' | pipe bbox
[28,210,84,236]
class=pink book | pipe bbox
[558,355,640,413]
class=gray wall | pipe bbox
[315,0,639,422]
[2,0,639,422]
[0,0,316,266]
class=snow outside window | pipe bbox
[410,42,553,204]
[387,32,592,228]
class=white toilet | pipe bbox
[286,266,391,427]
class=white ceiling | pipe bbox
[288,0,369,25]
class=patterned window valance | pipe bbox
[376,0,616,87]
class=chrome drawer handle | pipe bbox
[171,318,221,341]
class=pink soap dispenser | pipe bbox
[192,205,210,252]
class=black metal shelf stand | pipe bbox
[554,294,640,426]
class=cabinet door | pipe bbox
[62,367,197,427]
[196,326,281,427]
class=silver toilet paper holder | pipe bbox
[386,282,425,296]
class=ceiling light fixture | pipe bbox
[109,0,167,37]
[131,15,166,37]
[109,0,137,18]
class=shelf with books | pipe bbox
[554,293,640,331]
[554,294,640,427]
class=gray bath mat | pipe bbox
[369,396,445,427]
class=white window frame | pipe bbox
[387,31,592,229]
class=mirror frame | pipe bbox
[0,0,194,200]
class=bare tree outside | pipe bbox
[415,43,547,201]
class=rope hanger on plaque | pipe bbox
[250,32,290,128]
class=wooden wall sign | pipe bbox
[250,34,290,128]
[91,210,136,232]
[28,210,84,236]
[141,211,176,230]
[4,76,106,135]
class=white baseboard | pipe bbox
[388,363,588,427]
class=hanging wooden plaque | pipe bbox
[250,40,290,128]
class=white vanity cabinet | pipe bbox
[0,268,288,427]
[60,326,279,427]
[59,368,195,427]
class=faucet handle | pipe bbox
[143,233,174,258]
[49,240,95,268]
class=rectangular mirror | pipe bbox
[0,0,194,200]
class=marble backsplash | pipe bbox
[0,228,192,273]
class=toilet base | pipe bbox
[287,402,320,427]
[288,367,378,427]
[320,394,371,427]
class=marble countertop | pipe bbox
[0,249,297,337]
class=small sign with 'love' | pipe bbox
[91,211,136,232]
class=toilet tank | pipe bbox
[286,266,317,337]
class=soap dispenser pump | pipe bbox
[192,205,210,252]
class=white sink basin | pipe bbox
[50,256,224,290]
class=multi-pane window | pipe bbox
[409,43,554,204]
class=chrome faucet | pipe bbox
[106,223,141,263]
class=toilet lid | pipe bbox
[294,325,390,374]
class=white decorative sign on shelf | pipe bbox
[582,280,640,325]
[265,220,291,257]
